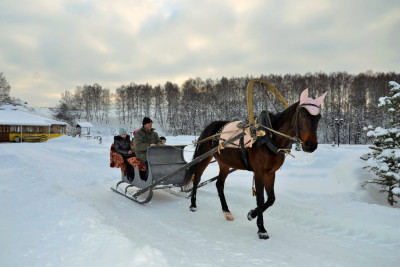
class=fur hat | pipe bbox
[142,117,153,125]
[119,128,127,135]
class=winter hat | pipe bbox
[142,117,153,125]
[119,128,127,135]
[133,129,139,136]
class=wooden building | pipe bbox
[76,122,94,135]
[0,104,67,142]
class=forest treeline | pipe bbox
[55,71,400,144]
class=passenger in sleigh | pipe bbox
[134,117,163,181]
[110,128,146,182]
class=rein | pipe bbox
[257,123,298,143]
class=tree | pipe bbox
[361,81,400,206]
[164,81,180,135]
[0,72,11,104]
[153,85,167,131]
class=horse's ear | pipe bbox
[315,92,328,106]
[300,88,309,104]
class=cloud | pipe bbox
[0,0,399,106]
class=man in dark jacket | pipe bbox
[134,117,162,181]
[134,117,162,163]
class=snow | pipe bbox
[0,105,67,126]
[77,122,94,128]
[389,81,400,90]
[1,135,400,266]
[378,96,389,107]
[367,127,388,137]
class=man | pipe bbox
[134,117,162,163]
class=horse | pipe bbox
[188,88,327,239]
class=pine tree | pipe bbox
[362,81,400,206]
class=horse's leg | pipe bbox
[215,164,234,221]
[247,172,276,239]
[255,175,268,239]
[190,155,213,212]
[247,172,276,219]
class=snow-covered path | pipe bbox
[1,136,400,266]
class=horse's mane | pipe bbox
[270,101,299,127]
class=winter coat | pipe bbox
[133,127,162,162]
[114,135,132,157]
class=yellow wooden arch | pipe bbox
[246,79,288,126]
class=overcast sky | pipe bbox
[1,0,399,107]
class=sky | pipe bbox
[1,0,399,107]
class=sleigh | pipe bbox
[111,145,191,203]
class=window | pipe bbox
[23,126,34,133]
[10,126,21,133]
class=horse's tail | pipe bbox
[187,121,229,183]
[186,131,207,183]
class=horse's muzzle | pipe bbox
[303,141,318,153]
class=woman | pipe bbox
[114,128,135,181]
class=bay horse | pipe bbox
[188,89,327,239]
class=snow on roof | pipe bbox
[0,106,67,126]
[0,103,17,111]
[76,122,94,128]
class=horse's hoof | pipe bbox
[258,231,269,240]
[223,211,234,221]
[190,206,197,212]
[247,209,256,221]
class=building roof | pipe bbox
[0,104,67,126]
[76,122,94,128]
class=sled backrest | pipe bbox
[147,145,188,186]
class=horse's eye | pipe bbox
[301,112,306,118]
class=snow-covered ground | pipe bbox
[1,135,400,266]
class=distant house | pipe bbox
[76,122,94,135]
[0,104,67,142]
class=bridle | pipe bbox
[291,103,321,145]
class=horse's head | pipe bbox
[296,89,327,152]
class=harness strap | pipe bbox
[239,137,253,171]
[195,107,302,157]
[197,128,238,145]
[258,124,299,143]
